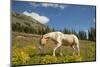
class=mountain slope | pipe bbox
[12,11,46,33]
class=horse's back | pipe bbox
[62,34,74,45]
[47,31,63,38]
[62,34,79,46]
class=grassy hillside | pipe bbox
[12,32,96,66]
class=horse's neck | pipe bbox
[46,33,56,40]
[46,33,53,38]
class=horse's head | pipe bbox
[40,34,49,46]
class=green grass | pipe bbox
[12,32,96,66]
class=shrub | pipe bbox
[35,55,82,64]
[65,55,82,62]
[40,55,57,64]
[23,45,37,57]
[12,48,30,65]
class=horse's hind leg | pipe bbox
[72,44,80,56]
[71,45,76,56]
[76,44,80,56]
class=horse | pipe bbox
[40,31,80,56]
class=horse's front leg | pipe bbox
[53,42,61,56]
[59,46,63,56]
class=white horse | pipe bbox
[40,32,80,56]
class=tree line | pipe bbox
[12,23,96,41]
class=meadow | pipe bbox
[12,32,96,66]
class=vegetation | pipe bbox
[88,27,96,41]
[78,30,87,40]
[12,32,96,66]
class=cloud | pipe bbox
[93,18,96,23]
[41,3,66,9]
[23,11,50,24]
[29,2,40,7]
[30,2,66,9]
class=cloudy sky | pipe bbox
[12,1,96,32]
